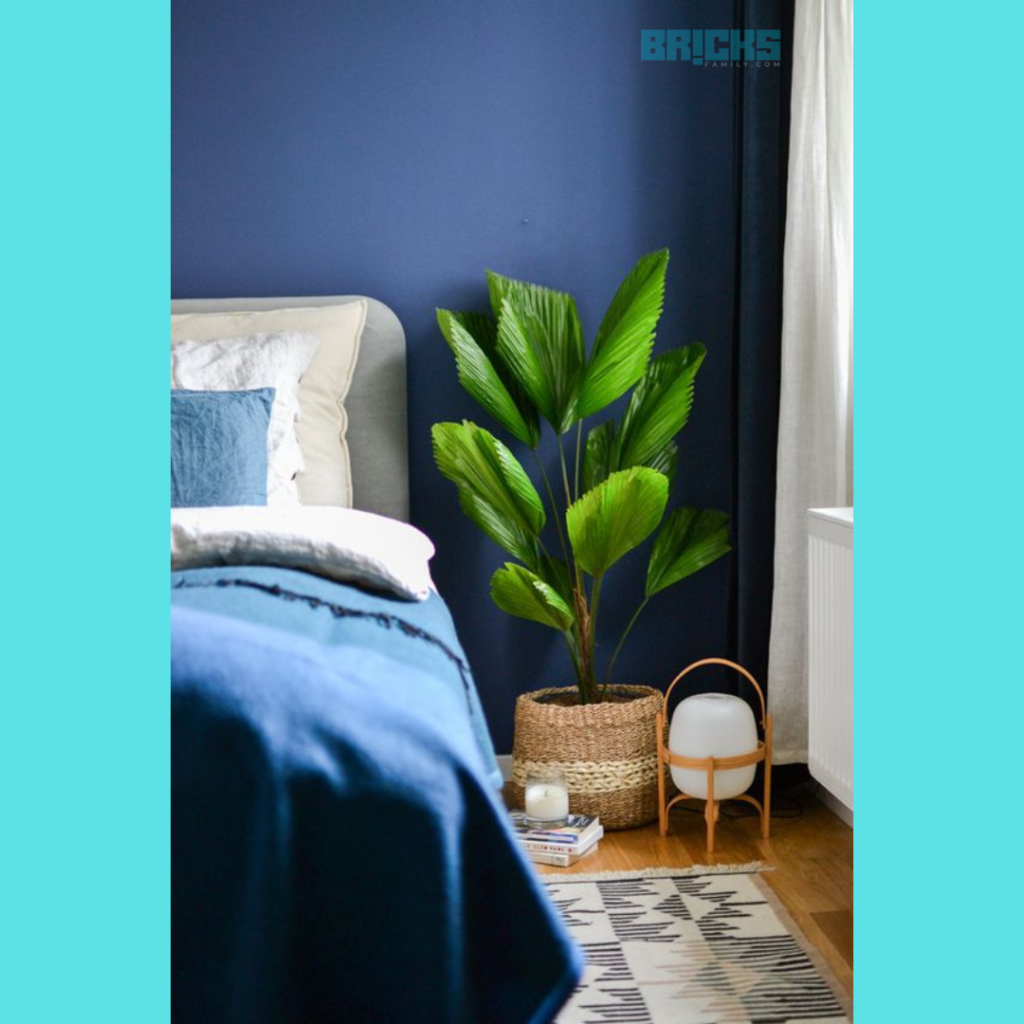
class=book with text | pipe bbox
[509,811,601,847]
[519,825,604,856]
[525,842,600,868]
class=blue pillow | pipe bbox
[171,389,275,507]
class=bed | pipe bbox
[170,296,581,1023]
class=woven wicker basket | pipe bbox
[510,685,664,830]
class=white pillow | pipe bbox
[171,506,435,601]
[171,301,366,506]
[171,331,320,505]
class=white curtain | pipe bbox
[768,0,853,763]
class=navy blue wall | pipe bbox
[173,0,740,752]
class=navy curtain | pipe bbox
[727,0,795,693]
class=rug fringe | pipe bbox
[541,861,771,882]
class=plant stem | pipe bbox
[573,421,582,501]
[533,448,592,703]
[603,597,650,697]
[557,433,586,586]
[589,574,604,698]
[562,628,583,694]
[557,434,573,509]
[554,435,607,704]
[532,451,570,567]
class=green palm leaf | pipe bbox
[432,422,546,545]
[490,563,574,631]
[581,420,619,493]
[645,507,731,598]
[566,467,669,577]
[643,439,679,489]
[618,344,705,469]
[576,249,669,419]
[535,553,574,605]
[489,271,585,434]
[448,310,498,356]
[442,310,541,447]
[437,309,539,447]
[456,488,540,568]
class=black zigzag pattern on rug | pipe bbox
[543,872,848,1024]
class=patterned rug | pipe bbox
[542,866,851,1024]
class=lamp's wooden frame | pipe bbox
[656,658,772,853]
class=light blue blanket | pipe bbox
[173,565,501,786]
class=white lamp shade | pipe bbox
[669,693,758,800]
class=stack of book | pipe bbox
[510,811,603,867]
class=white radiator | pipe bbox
[807,508,853,816]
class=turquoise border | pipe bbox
[859,2,1023,1019]
[7,0,1023,1018]
[1,3,168,1021]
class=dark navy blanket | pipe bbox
[172,567,581,1023]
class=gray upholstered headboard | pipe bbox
[170,295,409,522]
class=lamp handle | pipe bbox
[663,658,767,726]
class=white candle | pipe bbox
[525,782,569,822]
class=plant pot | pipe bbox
[510,684,664,830]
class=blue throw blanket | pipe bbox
[172,567,581,1023]
[172,566,502,788]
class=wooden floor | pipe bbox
[526,781,853,996]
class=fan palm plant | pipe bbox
[432,250,731,705]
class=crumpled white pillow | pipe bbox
[171,505,436,601]
[171,331,320,504]
[171,301,367,508]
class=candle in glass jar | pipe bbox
[525,781,569,822]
